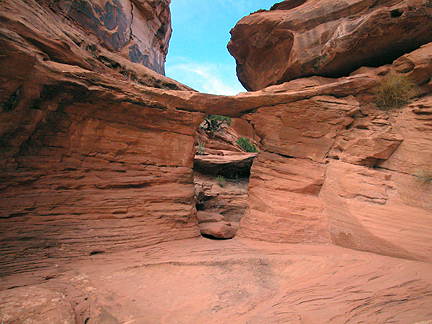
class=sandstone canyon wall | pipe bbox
[237,64,432,261]
[230,0,432,262]
[0,0,201,276]
[1,0,432,279]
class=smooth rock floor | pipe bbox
[1,237,432,323]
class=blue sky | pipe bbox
[165,0,277,95]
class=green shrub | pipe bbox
[415,169,432,184]
[217,175,226,187]
[236,137,258,153]
[374,73,417,110]
[201,115,231,133]
[196,140,205,155]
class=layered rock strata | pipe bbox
[194,152,256,178]
[194,173,249,224]
[1,0,432,278]
[0,0,195,276]
[228,0,432,91]
[237,44,432,261]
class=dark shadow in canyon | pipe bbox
[192,116,258,240]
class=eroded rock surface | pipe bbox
[197,211,239,239]
[0,0,201,276]
[194,173,249,224]
[1,0,432,322]
[0,287,76,324]
[1,238,432,324]
[44,0,172,74]
[194,151,256,178]
[228,0,432,90]
[2,1,432,273]
[199,220,239,239]
[237,45,432,261]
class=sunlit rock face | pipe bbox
[228,0,432,91]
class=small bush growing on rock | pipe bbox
[374,73,417,110]
[217,175,226,187]
[415,169,432,184]
[236,137,258,153]
[196,140,205,155]
[201,115,231,133]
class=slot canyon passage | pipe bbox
[1,0,432,322]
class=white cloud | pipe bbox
[165,58,246,96]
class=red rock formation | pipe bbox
[2,238,432,323]
[0,0,198,276]
[1,4,432,322]
[230,118,256,141]
[38,0,172,74]
[199,221,238,239]
[0,0,284,276]
[194,173,249,224]
[228,0,432,91]
[194,151,256,177]
[237,44,432,261]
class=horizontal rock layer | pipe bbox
[237,44,432,261]
[0,0,202,276]
[0,74,204,275]
[194,151,256,177]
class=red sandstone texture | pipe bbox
[2,238,432,324]
[37,0,173,74]
[0,0,200,277]
[234,43,432,261]
[228,0,432,91]
[0,0,432,323]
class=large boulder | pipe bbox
[228,0,432,91]
[199,221,239,239]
